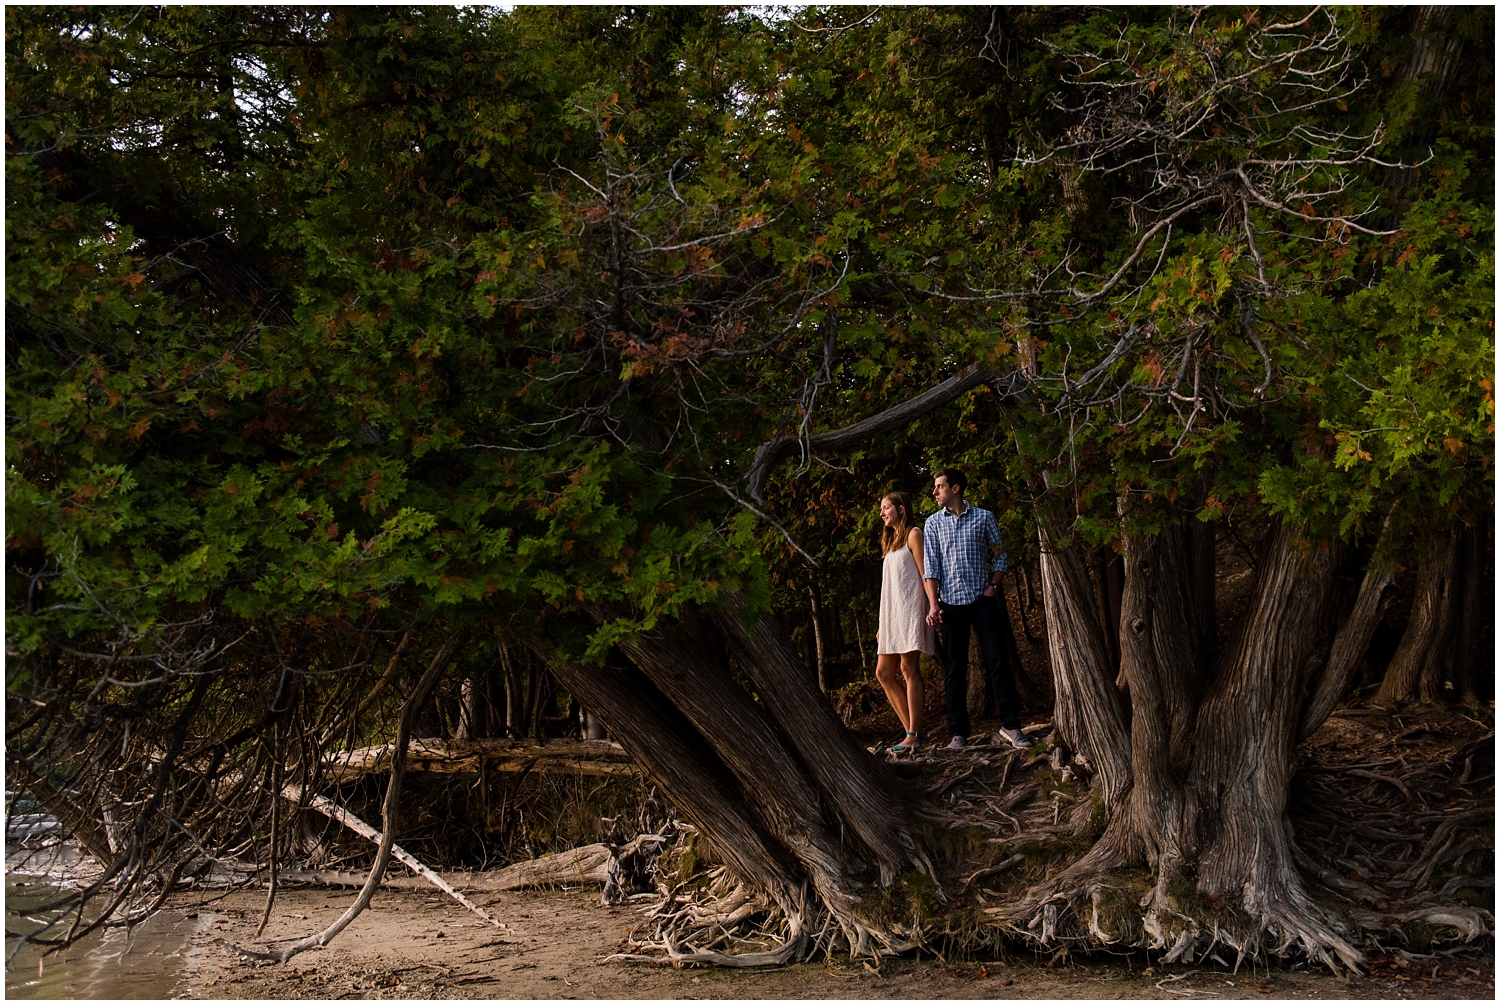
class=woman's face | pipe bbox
[879,497,896,526]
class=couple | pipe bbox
[874,469,1033,754]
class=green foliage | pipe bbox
[6,4,1492,671]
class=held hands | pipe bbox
[926,609,942,626]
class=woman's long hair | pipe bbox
[880,491,917,555]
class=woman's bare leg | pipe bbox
[901,652,925,743]
[875,653,911,733]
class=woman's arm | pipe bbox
[908,526,927,578]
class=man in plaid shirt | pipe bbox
[922,468,1033,750]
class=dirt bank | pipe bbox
[167,886,1492,1000]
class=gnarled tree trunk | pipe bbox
[1186,527,1356,966]
[1012,519,1364,969]
[540,648,808,924]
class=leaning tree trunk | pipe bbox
[1299,516,1399,740]
[614,620,878,942]
[712,590,919,881]
[1037,522,1132,810]
[554,592,924,958]
[1377,528,1460,704]
[539,648,807,925]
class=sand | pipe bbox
[156,886,1494,1000]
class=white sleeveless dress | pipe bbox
[878,546,938,656]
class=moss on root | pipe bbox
[675,831,699,883]
[867,867,943,930]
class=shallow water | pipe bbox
[6,836,209,999]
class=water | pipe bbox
[6,822,210,999]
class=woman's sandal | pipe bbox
[891,731,922,754]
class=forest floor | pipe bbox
[117,886,1491,1000]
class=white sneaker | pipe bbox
[997,727,1034,750]
[946,735,966,750]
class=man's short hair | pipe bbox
[935,468,967,494]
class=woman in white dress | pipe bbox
[874,491,938,753]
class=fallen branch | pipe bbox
[289,787,504,928]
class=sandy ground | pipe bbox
[121,886,1490,1000]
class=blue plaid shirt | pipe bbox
[923,504,1007,606]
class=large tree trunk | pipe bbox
[713,591,918,881]
[579,594,912,954]
[1119,523,1204,903]
[1186,526,1359,967]
[1377,529,1460,704]
[616,622,871,905]
[539,648,807,924]
[1009,520,1363,969]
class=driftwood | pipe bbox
[323,737,637,782]
[267,841,661,896]
[477,843,613,890]
[275,843,612,892]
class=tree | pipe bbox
[724,5,1491,964]
[6,4,1491,967]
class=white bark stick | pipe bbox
[285,786,503,928]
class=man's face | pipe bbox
[933,476,957,508]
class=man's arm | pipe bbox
[983,511,1006,597]
[923,520,944,625]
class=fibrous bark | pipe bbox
[1120,524,1203,881]
[1299,518,1399,740]
[1037,522,1132,810]
[1378,528,1461,704]
[541,648,807,923]
[1012,520,1367,969]
[1188,526,1358,968]
[713,591,919,880]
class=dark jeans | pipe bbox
[939,594,1023,738]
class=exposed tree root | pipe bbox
[606,706,1492,971]
[965,710,1493,973]
[598,829,922,968]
